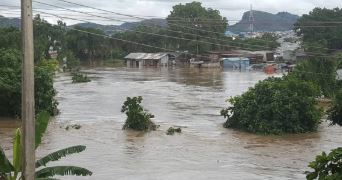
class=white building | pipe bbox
[124,53,170,68]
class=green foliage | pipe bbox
[113,26,169,53]
[0,48,58,117]
[12,129,21,179]
[327,89,342,126]
[306,147,342,180]
[114,1,229,54]
[35,60,59,116]
[121,96,156,131]
[0,28,20,49]
[166,127,182,135]
[35,166,92,178]
[60,50,80,71]
[0,129,92,179]
[0,48,22,117]
[0,146,14,175]
[295,8,342,52]
[233,33,280,51]
[35,111,51,148]
[167,1,228,53]
[72,73,91,83]
[288,57,338,97]
[221,77,322,134]
[66,26,108,63]
[36,145,86,168]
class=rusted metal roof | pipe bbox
[124,53,168,60]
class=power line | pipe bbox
[0,3,340,57]
[32,2,282,52]
[2,9,339,77]
[48,0,229,35]
[2,2,341,54]
[34,9,338,59]
[43,0,342,54]
[30,2,338,58]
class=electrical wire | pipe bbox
[1,2,340,57]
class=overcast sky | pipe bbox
[1,0,341,25]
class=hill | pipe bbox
[71,18,167,35]
[0,15,20,28]
[228,11,299,33]
[70,22,120,34]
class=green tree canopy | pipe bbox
[295,8,342,52]
[167,1,228,53]
[66,26,109,63]
[221,77,322,134]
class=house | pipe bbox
[48,46,58,59]
[124,53,171,68]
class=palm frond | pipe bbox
[35,145,86,168]
[35,111,50,149]
[0,146,13,173]
[12,128,22,179]
[35,166,92,178]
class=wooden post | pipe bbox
[21,0,35,179]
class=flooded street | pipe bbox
[1,67,342,180]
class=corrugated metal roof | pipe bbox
[124,53,168,60]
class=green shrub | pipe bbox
[288,58,337,98]
[121,96,156,131]
[166,127,182,135]
[306,147,342,180]
[221,77,323,134]
[72,73,91,83]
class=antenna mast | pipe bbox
[249,4,254,34]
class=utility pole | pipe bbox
[21,0,35,179]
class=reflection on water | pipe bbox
[1,67,341,180]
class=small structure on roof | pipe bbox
[124,53,172,68]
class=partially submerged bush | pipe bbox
[306,147,342,180]
[327,89,342,126]
[166,127,182,135]
[121,96,157,131]
[72,73,91,83]
[221,77,322,134]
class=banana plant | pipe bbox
[0,129,92,180]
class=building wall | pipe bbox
[160,56,169,66]
[126,56,169,67]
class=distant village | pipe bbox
[124,30,302,73]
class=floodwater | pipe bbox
[1,67,342,180]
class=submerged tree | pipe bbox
[221,77,322,134]
[306,91,342,179]
[167,1,228,53]
[121,96,157,131]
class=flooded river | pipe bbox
[1,67,341,180]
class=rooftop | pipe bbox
[124,53,168,60]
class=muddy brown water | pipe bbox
[1,67,341,180]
